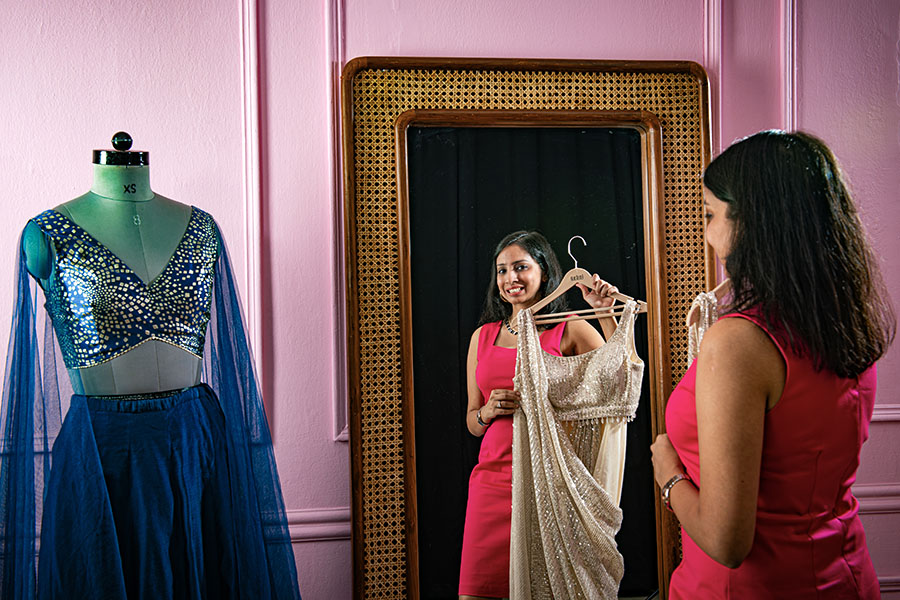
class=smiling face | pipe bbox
[496,243,546,310]
[703,185,735,265]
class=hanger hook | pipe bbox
[567,235,586,269]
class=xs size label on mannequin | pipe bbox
[124,183,137,193]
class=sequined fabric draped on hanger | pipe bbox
[687,290,719,365]
[510,303,644,599]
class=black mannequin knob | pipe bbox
[94,131,149,166]
[111,132,133,151]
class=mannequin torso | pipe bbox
[2,134,302,600]
[23,163,204,395]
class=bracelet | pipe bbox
[661,472,692,512]
[476,408,490,427]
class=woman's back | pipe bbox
[667,310,880,598]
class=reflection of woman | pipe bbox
[652,131,895,598]
[458,230,619,600]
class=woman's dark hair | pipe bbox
[478,230,567,326]
[704,130,895,378]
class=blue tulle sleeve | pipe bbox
[0,235,66,600]
[202,229,300,599]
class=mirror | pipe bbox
[342,58,712,600]
[397,110,663,598]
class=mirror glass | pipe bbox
[406,125,657,598]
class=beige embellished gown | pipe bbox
[510,301,644,599]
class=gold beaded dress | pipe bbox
[510,301,644,599]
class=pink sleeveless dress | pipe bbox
[666,311,880,599]
[458,320,566,598]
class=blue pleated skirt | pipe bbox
[37,384,295,599]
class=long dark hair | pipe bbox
[477,230,567,326]
[704,130,895,378]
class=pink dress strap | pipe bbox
[542,317,566,354]
[477,320,502,359]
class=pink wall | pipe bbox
[1,1,898,598]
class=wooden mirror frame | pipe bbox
[341,57,713,600]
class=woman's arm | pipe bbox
[465,327,519,436]
[651,317,785,567]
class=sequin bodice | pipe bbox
[30,207,219,369]
[526,301,643,423]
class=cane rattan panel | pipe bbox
[342,58,712,599]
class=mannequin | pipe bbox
[1,133,301,599]
[22,133,201,395]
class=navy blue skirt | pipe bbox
[37,384,290,599]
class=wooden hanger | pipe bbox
[530,236,647,325]
[686,278,731,328]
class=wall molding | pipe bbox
[780,0,798,130]
[880,575,900,593]
[327,0,349,442]
[703,0,723,154]
[288,507,352,542]
[854,483,900,515]
[872,404,900,422]
[240,0,263,361]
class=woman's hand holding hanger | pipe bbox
[577,274,619,310]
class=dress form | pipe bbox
[22,133,202,395]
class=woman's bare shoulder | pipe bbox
[698,316,785,396]
[468,325,485,351]
[700,316,775,356]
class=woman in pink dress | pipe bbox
[458,230,620,599]
[651,131,896,598]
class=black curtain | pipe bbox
[408,126,657,598]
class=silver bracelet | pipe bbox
[476,408,490,427]
[662,472,692,512]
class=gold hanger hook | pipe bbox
[567,235,587,269]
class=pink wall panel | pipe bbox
[260,0,351,515]
[859,419,900,484]
[864,512,900,597]
[718,0,782,148]
[344,0,704,62]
